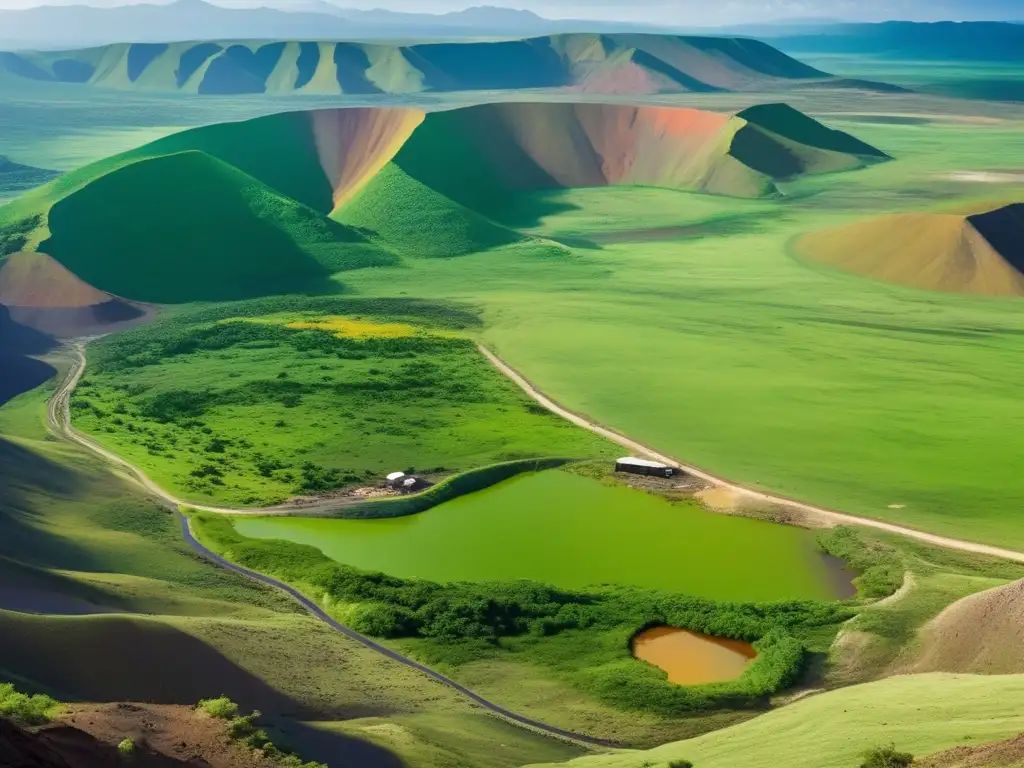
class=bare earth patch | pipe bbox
[62,702,278,768]
[919,732,1024,768]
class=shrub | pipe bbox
[860,744,914,768]
[197,696,239,719]
[668,761,694,768]
[118,737,136,755]
[0,683,61,725]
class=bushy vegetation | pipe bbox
[860,744,913,768]
[198,696,325,768]
[197,695,239,719]
[818,527,904,599]
[118,736,136,755]
[0,214,40,256]
[0,682,61,725]
[194,514,852,716]
[73,299,611,506]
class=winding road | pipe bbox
[46,341,615,749]
[45,337,1024,749]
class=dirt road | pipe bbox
[46,341,614,749]
[477,344,1024,565]
[49,342,362,517]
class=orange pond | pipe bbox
[632,627,757,685]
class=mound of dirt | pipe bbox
[0,252,148,337]
[913,579,1024,674]
[798,203,1024,297]
[918,732,1024,768]
[1,703,278,768]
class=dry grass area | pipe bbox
[797,204,1024,297]
[913,579,1024,675]
[920,732,1024,768]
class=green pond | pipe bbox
[232,471,841,601]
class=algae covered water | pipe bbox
[233,470,840,602]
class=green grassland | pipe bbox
[336,113,1024,550]
[525,673,1024,768]
[71,297,614,506]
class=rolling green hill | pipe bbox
[0,34,835,97]
[0,101,886,303]
[525,673,1024,768]
[39,151,382,303]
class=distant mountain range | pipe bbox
[0,34,874,97]
[0,0,658,49]
[734,21,1024,60]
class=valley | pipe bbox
[2,19,1024,768]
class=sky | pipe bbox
[0,0,1019,23]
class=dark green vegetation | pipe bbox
[860,744,914,768]
[194,511,852,718]
[0,34,831,96]
[71,297,613,505]
[0,683,61,725]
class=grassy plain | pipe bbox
[234,469,837,600]
[337,112,1024,549]
[525,673,1024,768]
[72,297,613,506]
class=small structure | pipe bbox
[385,471,406,489]
[615,457,677,478]
[400,476,431,494]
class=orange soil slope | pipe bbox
[308,107,425,209]
[912,579,1024,675]
[441,102,775,198]
[0,252,112,308]
[798,204,1024,297]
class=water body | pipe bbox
[632,626,756,685]
[234,471,847,602]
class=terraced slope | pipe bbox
[0,102,887,299]
[798,203,1024,297]
[0,34,834,96]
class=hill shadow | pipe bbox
[0,611,406,767]
[0,305,56,407]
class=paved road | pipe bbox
[46,341,616,750]
[477,344,1024,565]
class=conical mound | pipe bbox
[913,578,1024,674]
[0,252,147,336]
[797,204,1024,297]
[0,251,112,308]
